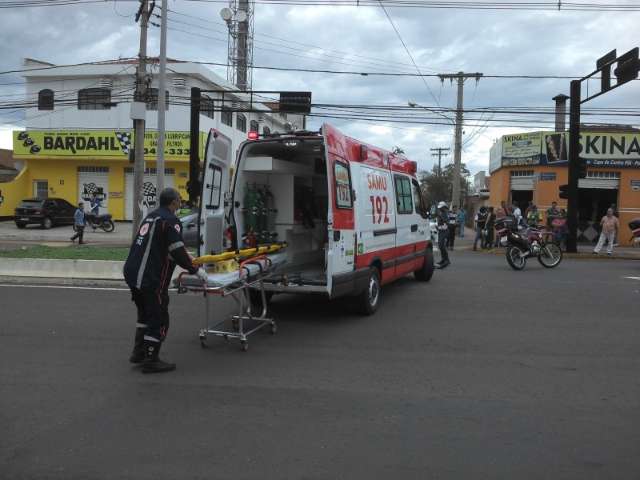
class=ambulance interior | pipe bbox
[233,137,329,286]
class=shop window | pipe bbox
[394,175,413,214]
[38,89,54,110]
[221,108,233,127]
[146,88,170,111]
[334,162,352,209]
[201,95,215,119]
[78,88,111,110]
[236,114,247,132]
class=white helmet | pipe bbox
[437,201,448,209]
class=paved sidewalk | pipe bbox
[462,227,640,260]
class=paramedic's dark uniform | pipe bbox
[437,209,450,265]
[124,207,198,343]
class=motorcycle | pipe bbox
[84,212,115,232]
[495,216,562,270]
[629,218,640,246]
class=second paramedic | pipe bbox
[436,201,450,269]
[124,187,206,374]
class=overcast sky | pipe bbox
[0,1,638,175]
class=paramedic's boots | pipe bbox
[129,328,145,364]
[141,340,176,374]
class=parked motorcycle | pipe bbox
[495,216,562,270]
[629,218,640,246]
[85,213,115,232]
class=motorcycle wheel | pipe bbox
[101,220,115,233]
[538,243,562,268]
[506,245,527,270]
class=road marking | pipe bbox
[0,284,129,292]
[623,276,640,281]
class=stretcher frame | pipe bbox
[176,255,277,352]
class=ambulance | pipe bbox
[198,123,434,314]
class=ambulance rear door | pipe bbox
[354,163,396,283]
[199,129,233,257]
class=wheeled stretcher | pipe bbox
[176,252,287,351]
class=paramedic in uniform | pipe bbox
[124,187,206,374]
[436,201,450,269]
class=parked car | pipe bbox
[14,197,76,229]
[179,209,199,248]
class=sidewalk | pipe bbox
[461,228,640,260]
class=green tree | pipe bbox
[419,163,471,208]
[392,146,405,155]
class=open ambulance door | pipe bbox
[323,125,356,298]
[198,129,233,257]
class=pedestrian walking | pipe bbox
[123,188,206,374]
[526,204,542,227]
[436,201,450,269]
[447,207,457,249]
[473,206,488,251]
[485,206,496,249]
[457,207,466,238]
[593,208,619,256]
[70,201,86,244]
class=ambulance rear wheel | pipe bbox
[414,248,434,282]
[355,268,381,316]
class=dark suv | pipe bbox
[15,198,76,229]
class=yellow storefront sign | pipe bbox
[13,130,205,159]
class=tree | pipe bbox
[419,163,471,208]
[392,146,405,155]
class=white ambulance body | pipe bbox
[199,123,434,314]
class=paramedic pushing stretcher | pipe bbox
[124,188,207,374]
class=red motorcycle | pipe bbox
[495,217,563,270]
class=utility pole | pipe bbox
[430,147,449,177]
[156,0,168,193]
[438,72,483,209]
[132,0,149,241]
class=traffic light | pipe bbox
[614,47,640,85]
[578,159,587,179]
[559,184,569,199]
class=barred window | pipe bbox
[221,108,233,127]
[38,89,54,110]
[510,170,534,177]
[78,88,111,110]
[236,114,247,132]
[146,88,170,111]
[201,95,215,120]
[249,120,259,132]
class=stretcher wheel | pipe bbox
[270,323,277,335]
[240,340,249,352]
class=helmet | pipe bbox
[437,201,448,209]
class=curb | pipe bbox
[474,248,640,261]
[0,258,125,280]
[0,258,189,281]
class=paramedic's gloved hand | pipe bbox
[196,268,208,283]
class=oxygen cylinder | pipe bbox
[264,185,277,242]
[243,183,258,236]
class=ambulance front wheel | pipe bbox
[355,268,381,316]
[414,248,435,282]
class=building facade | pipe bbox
[489,128,640,245]
[0,58,304,220]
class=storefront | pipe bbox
[489,129,640,246]
[0,129,205,220]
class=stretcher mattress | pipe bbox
[178,253,288,289]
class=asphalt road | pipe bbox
[1,251,639,479]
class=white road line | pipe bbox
[0,284,130,292]
[623,276,640,281]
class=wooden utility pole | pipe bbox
[430,147,449,177]
[438,72,482,209]
[131,0,149,241]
